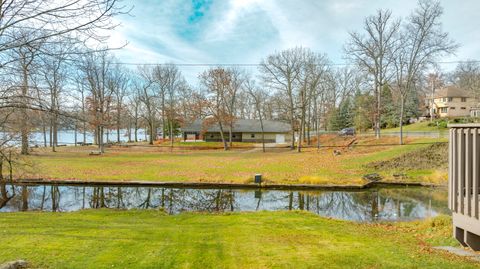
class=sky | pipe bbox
[106,0,480,83]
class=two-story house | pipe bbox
[426,86,477,118]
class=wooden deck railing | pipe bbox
[449,124,480,251]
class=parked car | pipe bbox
[339,128,355,136]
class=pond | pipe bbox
[0,184,449,222]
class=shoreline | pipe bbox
[6,178,445,190]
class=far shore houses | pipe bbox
[181,119,292,144]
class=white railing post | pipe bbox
[449,124,480,251]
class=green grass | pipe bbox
[158,141,257,148]
[0,210,476,268]
[382,121,447,132]
[21,137,447,185]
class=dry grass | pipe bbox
[21,136,447,185]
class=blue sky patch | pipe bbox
[188,0,212,23]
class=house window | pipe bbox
[210,135,214,138]
[450,107,455,110]
[461,97,467,102]
[251,134,255,138]
[440,107,448,113]
[461,107,466,110]
[232,135,236,138]
[448,97,453,102]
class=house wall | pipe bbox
[434,97,477,118]
[204,132,242,142]
[201,132,291,143]
[241,132,291,143]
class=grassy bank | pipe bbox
[0,210,476,268]
[21,137,448,185]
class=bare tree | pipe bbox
[244,79,268,152]
[260,48,304,149]
[224,68,244,148]
[393,0,457,144]
[136,66,157,145]
[109,65,129,143]
[127,90,142,142]
[37,41,76,151]
[345,9,401,139]
[199,67,234,150]
[0,0,125,64]
[297,52,330,152]
[79,51,116,153]
[452,61,480,100]
[153,64,187,147]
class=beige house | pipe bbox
[426,86,478,118]
[182,119,292,144]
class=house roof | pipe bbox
[434,86,473,98]
[182,119,291,133]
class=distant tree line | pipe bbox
[1,0,480,171]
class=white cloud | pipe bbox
[106,0,480,83]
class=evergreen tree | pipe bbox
[353,90,374,132]
[380,85,398,128]
[328,97,354,131]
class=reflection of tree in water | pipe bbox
[0,182,15,209]
[0,185,449,222]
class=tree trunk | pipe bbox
[169,118,174,149]
[218,123,228,150]
[21,68,29,155]
[375,84,381,139]
[74,122,78,147]
[98,125,105,153]
[228,124,233,148]
[399,94,405,145]
[148,122,154,145]
[134,124,138,142]
[297,106,306,153]
[290,118,296,150]
[260,118,265,153]
[42,122,47,147]
[51,113,57,152]
[117,124,121,143]
[83,122,86,144]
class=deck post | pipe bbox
[449,124,480,251]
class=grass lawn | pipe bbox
[381,121,448,133]
[21,136,448,185]
[0,210,476,269]
[156,141,258,148]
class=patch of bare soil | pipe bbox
[366,143,448,170]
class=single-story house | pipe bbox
[181,119,292,143]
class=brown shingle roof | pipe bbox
[434,86,472,98]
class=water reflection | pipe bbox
[0,183,449,222]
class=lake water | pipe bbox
[0,184,449,222]
[27,129,151,146]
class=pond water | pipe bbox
[0,184,449,222]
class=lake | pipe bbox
[0,184,449,222]
[27,129,151,146]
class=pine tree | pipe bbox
[328,97,354,131]
[353,90,374,132]
[381,85,398,128]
